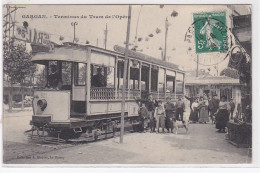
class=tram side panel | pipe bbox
[32,90,71,126]
[88,100,139,118]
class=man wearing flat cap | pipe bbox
[92,67,107,87]
[48,64,59,88]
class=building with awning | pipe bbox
[185,74,242,104]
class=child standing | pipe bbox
[138,103,149,132]
[154,100,166,133]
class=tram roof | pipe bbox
[113,45,182,72]
[31,43,88,65]
[31,43,184,73]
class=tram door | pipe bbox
[72,63,87,113]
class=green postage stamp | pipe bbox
[193,11,228,54]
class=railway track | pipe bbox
[24,124,138,146]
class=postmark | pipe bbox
[184,11,232,66]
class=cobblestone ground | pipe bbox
[3,110,252,164]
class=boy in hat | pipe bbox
[154,100,166,133]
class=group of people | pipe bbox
[187,94,236,133]
[138,93,236,134]
[138,94,185,133]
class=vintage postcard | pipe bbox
[1,2,255,166]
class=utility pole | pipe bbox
[196,54,199,77]
[96,38,98,47]
[120,5,132,144]
[71,22,78,43]
[3,5,23,112]
[3,5,22,46]
[164,17,168,61]
[104,23,108,49]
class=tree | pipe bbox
[35,66,47,87]
[3,41,36,111]
[220,67,239,79]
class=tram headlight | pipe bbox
[37,99,47,111]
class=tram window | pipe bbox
[166,76,175,93]
[35,64,47,87]
[47,61,60,88]
[62,62,72,86]
[107,67,115,88]
[91,65,115,88]
[130,60,139,90]
[158,68,165,92]
[141,65,149,91]
[74,63,86,86]
[176,73,184,93]
[117,60,128,89]
[45,61,72,90]
[151,68,158,91]
[166,69,176,93]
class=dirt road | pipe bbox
[3,110,251,164]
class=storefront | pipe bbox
[185,76,241,104]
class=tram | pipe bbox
[30,42,185,140]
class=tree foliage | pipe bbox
[220,67,239,79]
[3,41,36,84]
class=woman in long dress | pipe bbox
[189,98,199,123]
[154,100,166,133]
[198,99,210,123]
[215,96,229,132]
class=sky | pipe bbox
[4,4,251,75]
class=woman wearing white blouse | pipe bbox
[215,96,229,132]
[189,99,199,123]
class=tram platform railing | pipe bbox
[151,91,159,100]
[90,87,183,101]
[90,87,116,100]
[90,88,141,100]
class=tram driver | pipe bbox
[91,67,107,87]
[47,64,60,89]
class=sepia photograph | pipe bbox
[1,1,257,166]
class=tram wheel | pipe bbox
[48,129,82,140]
[60,129,82,140]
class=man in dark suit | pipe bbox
[91,68,107,87]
